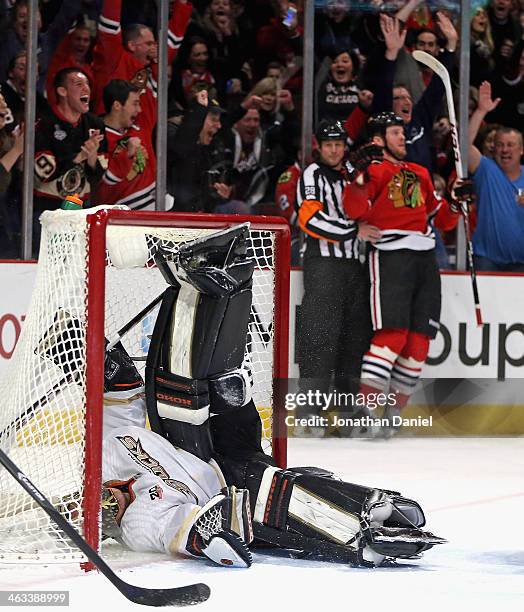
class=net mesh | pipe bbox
[0,208,281,563]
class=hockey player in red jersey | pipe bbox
[91,0,192,116]
[94,80,157,210]
[342,112,459,435]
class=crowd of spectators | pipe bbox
[0,0,522,268]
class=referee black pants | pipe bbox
[297,256,372,401]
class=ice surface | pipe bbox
[1,437,523,612]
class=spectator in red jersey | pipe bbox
[46,25,95,108]
[172,37,218,107]
[94,80,156,211]
[91,0,192,116]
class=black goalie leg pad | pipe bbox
[242,463,446,566]
[146,225,255,461]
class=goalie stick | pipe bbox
[412,50,483,326]
[0,447,210,607]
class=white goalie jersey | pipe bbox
[102,399,226,555]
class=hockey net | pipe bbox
[0,207,289,564]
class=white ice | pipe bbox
[1,437,523,612]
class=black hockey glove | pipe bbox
[349,143,384,172]
[450,178,475,213]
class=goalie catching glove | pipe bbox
[186,486,253,568]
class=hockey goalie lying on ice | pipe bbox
[101,223,445,568]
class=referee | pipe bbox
[296,120,380,421]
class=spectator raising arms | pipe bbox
[468,81,524,272]
[46,25,95,108]
[91,0,192,115]
[372,12,458,172]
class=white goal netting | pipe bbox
[0,207,286,563]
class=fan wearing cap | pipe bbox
[295,119,381,424]
[168,88,232,212]
[342,112,459,436]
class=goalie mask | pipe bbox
[104,341,144,398]
[101,486,130,540]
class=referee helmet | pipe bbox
[315,119,346,143]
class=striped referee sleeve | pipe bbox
[297,165,358,243]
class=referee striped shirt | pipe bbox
[297,162,359,259]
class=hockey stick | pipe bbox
[412,50,483,326]
[0,447,210,607]
[106,291,164,351]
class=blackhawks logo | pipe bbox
[387,169,423,209]
[114,137,149,180]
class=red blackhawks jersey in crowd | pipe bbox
[343,159,458,251]
[94,92,156,210]
[91,0,192,116]
[275,162,300,224]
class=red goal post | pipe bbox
[0,207,290,565]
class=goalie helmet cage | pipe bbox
[0,207,290,567]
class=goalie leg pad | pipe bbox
[251,465,368,548]
[244,463,445,566]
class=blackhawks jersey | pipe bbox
[94,122,156,210]
[91,0,192,116]
[343,159,458,251]
[34,107,106,203]
[95,85,157,210]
